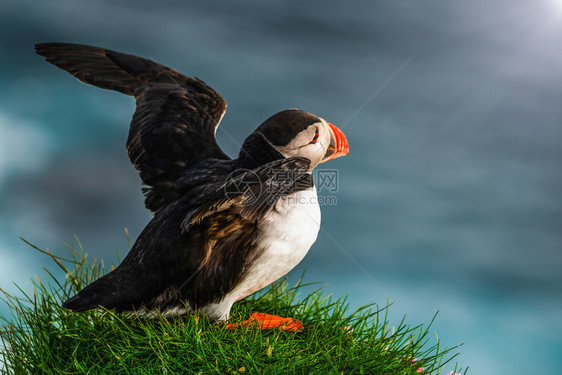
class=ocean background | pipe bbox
[1,1,561,373]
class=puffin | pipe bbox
[35,43,349,331]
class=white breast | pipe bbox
[202,187,321,321]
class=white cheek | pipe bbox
[300,143,324,166]
[319,132,331,154]
[315,142,326,158]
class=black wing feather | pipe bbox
[35,43,229,212]
[183,157,313,229]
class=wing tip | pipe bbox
[35,42,57,59]
[35,42,94,57]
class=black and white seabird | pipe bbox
[36,43,349,331]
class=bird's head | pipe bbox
[246,109,349,170]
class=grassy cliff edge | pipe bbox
[0,239,467,374]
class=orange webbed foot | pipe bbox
[226,312,304,332]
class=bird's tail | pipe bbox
[62,272,122,312]
[62,293,96,312]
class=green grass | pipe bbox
[0,238,467,374]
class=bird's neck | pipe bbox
[238,132,284,169]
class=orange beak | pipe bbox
[321,123,349,163]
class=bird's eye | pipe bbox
[309,128,319,144]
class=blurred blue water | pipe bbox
[1,1,561,373]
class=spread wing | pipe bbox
[35,43,229,212]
